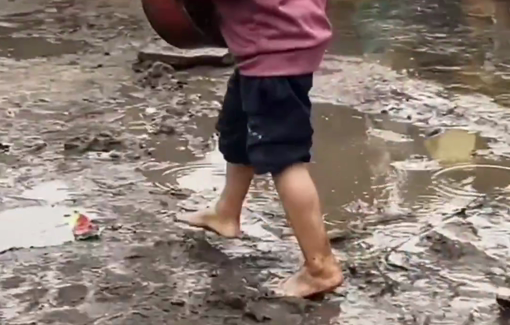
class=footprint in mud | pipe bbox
[12,286,49,313]
[118,234,341,324]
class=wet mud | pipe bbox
[2,0,510,324]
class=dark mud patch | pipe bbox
[55,284,88,307]
[1,275,26,290]
[119,235,341,325]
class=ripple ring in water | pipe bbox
[432,164,510,179]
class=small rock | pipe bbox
[154,119,176,135]
[346,262,357,276]
[0,142,10,152]
[108,224,123,231]
[496,287,510,310]
[327,228,351,243]
[170,298,186,307]
[425,128,442,138]
[109,151,122,160]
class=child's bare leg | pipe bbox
[273,163,343,297]
[176,163,253,237]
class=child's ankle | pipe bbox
[306,254,340,275]
[215,199,242,221]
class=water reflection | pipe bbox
[327,0,510,106]
[424,129,478,165]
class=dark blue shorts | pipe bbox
[216,70,314,175]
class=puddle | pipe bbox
[0,36,87,59]
[140,102,510,224]
[0,206,86,253]
[162,146,225,193]
[19,180,73,204]
[327,0,510,107]
[0,12,86,59]
[0,181,91,253]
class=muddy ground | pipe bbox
[1,0,510,324]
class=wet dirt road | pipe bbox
[2,0,510,324]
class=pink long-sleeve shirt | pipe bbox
[214,0,332,76]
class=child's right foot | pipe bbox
[280,261,344,298]
[176,206,241,238]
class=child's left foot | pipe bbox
[176,204,241,238]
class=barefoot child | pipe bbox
[177,0,344,297]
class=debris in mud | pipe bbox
[133,60,185,90]
[343,199,380,215]
[132,59,172,74]
[64,131,123,153]
[66,211,101,240]
[424,231,466,260]
[22,136,47,152]
[149,186,192,199]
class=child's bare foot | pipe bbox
[176,204,241,238]
[280,259,343,298]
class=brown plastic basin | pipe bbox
[141,0,226,49]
